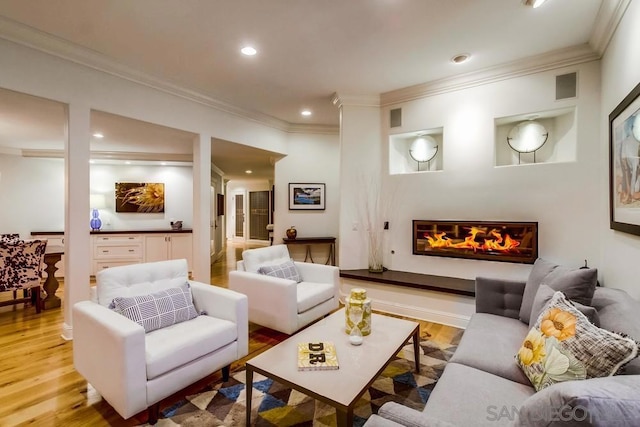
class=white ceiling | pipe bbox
[0,0,622,179]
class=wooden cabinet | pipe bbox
[144,233,193,269]
[92,234,143,275]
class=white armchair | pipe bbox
[73,259,248,424]
[228,245,339,335]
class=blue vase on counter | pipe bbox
[90,208,102,231]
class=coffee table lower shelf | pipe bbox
[244,309,419,426]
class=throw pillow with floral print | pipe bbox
[516,291,638,392]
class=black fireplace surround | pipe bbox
[413,220,538,264]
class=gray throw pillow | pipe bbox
[258,259,302,283]
[515,375,640,426]
[111,282,199,333]
[520,258,559,323]
[519,258,597,323]
[530,284,600,327]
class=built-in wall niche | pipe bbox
[389,128,444,175]
[495,107,576,167]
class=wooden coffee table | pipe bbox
[245,308,419,426]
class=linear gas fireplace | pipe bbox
[413,220,538,264]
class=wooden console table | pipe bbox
[282,237,336,266]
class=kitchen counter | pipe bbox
[31,229,193,236]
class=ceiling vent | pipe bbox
[556,72,577,100]
[390,108,402,128]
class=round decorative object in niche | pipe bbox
[409,135,438,171]
[507,121,548,164]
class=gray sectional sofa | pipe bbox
[365,262,640,427]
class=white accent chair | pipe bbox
[73,259,248,424]
[228,245,339,334]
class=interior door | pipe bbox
[249,191,269,240]
[235,194,244,238]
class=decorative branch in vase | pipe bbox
[356,173,397,273]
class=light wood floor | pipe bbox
[0,243,462,426]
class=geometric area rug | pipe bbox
[149,339,458,426]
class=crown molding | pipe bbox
[287,123,339,135]
[211,162,225,177]
[0,16,295,132]
[21,149,192,163]
[381,44,599,106]
[589,0,631,56]
[331,93,381,108]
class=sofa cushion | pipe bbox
[519,259,597,324]
[515,374,640,426]
[592,287,640,375]
[516,291,639,392]
[530,284,600,327]
[111,282,199,333]
[424,363,535,427]
[450,313,531,385]
[297,281,335,313]
[258,259,302,283]
[145,314,237,380]
[242,244,291,274]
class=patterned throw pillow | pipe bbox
[111,282,199,333]
[516,291,638,392]
[258,259,302,283]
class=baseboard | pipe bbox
[339,287,471,330]
[61,322,73,340]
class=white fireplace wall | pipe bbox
[372,60,601,282]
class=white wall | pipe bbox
[0,154,193,235]
[0,154,64,238]
[600,0,640,298]
[91,164,193,231]
[370,61,602,282]
[274,133,340,260]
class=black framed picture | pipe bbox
[610,81,640,235]
[288,183,325,210]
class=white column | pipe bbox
[333,94,383,270]
[62,103,91,340]
[192,133,212,282]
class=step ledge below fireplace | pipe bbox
[339,269,475,297]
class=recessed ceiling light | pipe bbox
[89,160,95,164]
[125,161,132,165]
[301,110,312,117]
[160,162,167,166]
[93,132,104,138]
[523,0,548,7]
[451,53,471,64]
[241,46,257,56]
[245,170,253,174]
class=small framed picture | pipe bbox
[288,183,325,210]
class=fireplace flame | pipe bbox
[423,227,520,253]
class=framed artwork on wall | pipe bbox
[288,183,325,210]
[115,182,165,213]
[609,81,640,235]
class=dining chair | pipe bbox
[0,239,47,313]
